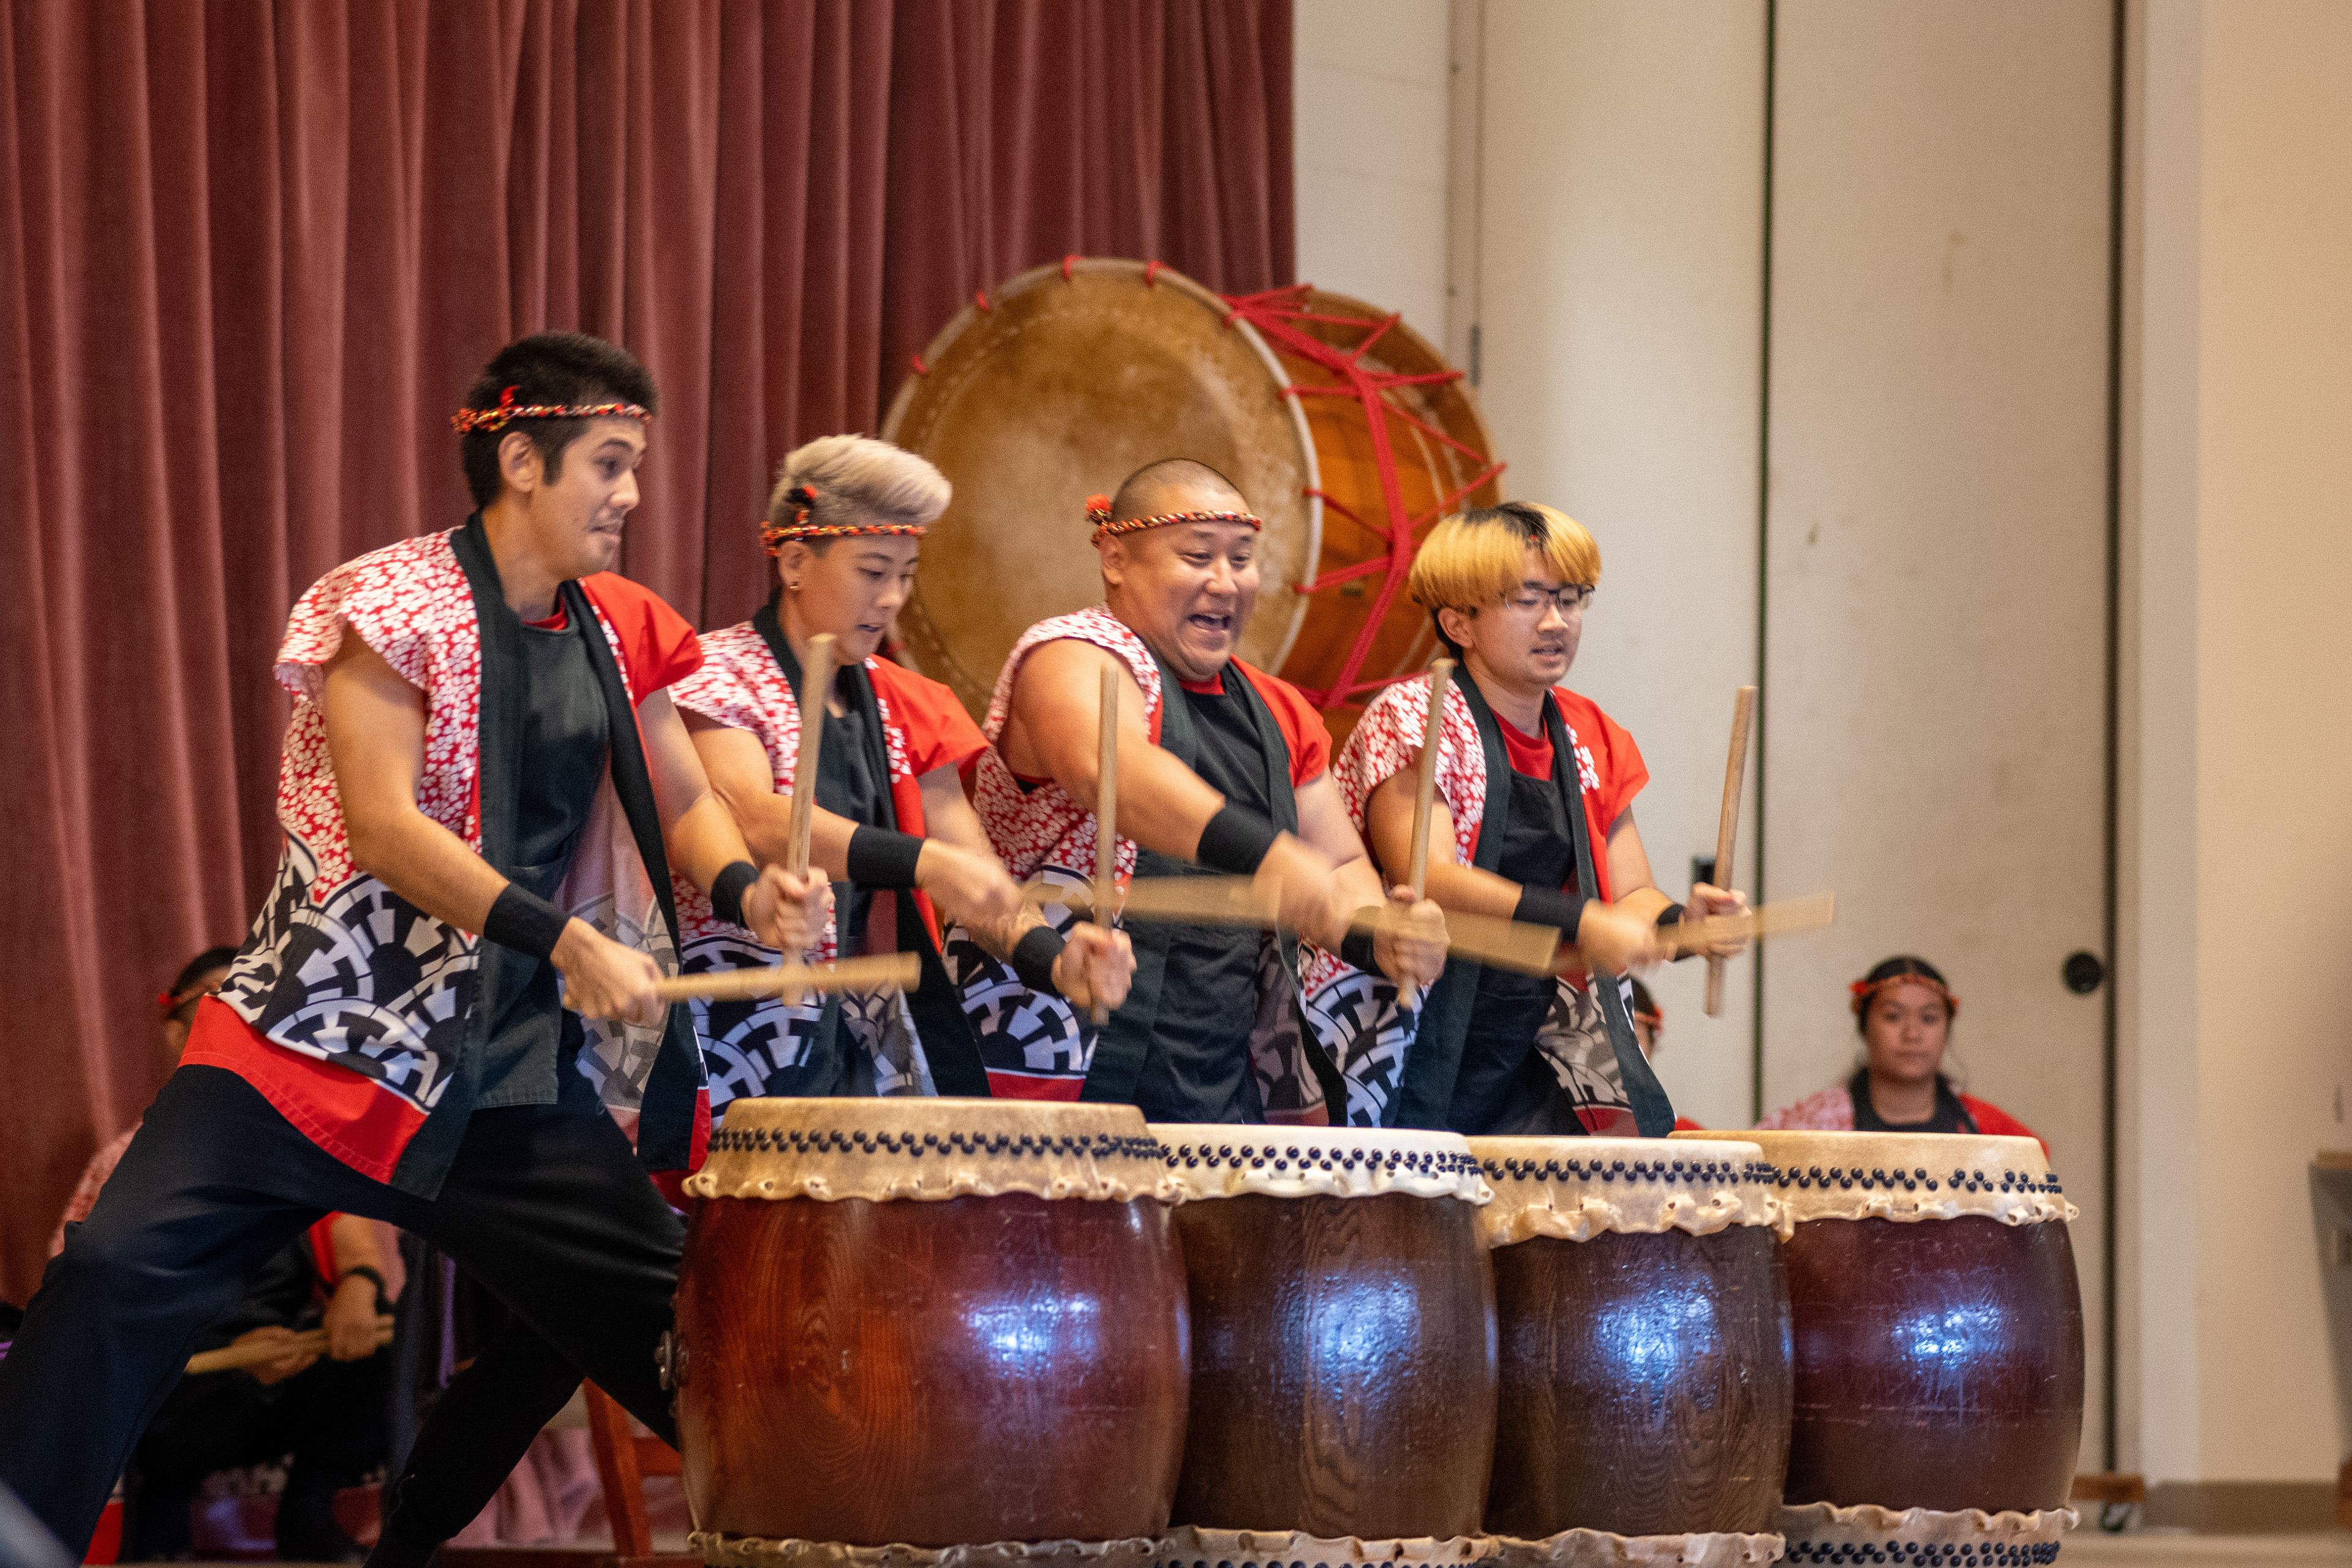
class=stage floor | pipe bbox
[2065,1531,2352,1566]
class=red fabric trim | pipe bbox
[1229,660,1332,784]
[307,1216,341,1280]
[984,1071,1085,1102]
[179,998,425,1184]
[1176,672,1224,695]
[579,573,704,703]
[1496,711,1553,778]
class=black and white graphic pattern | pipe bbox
[681,932,934,1119]
[1300,963,1419,1127]
[219,834,477,1112]
[944,865,1095,1080]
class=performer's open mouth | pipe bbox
[1188,612,1233,635]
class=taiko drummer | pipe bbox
[669,435,1134,1112]
[0,333,827,1564]
[1333,502,1747,1136]
[949,458,1447,1123]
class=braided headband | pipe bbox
[1085,492,1263,544]
[760,484,928,557]
[450,384,652,434]
[1850,972,1961,1018]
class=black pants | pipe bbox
[0,1063,684,1558]
[127,1348,390,1560]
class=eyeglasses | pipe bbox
[1503,584,1595,616]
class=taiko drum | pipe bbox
[1149,1126,1498,1542]
[1717,1129,2086,1515]
[881,258,1504,743]
[673,1099,1190,1549]
[1471,1137,1793,1542]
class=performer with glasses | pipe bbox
[1333,502,1748,1136]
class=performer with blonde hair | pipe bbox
[1334,501,1747,1136]
[951,458,1447,1123]
[673,435,1133,1110]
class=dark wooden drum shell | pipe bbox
[676,1095,1191,1552]
[1488,1225,1793,1539]
[1782,1213,2084,1513]
[1169,1191,1498,1540]
[677,1191,1189,1547]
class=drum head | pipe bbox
[882,258,1319,715]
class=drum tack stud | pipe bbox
[655,1329,687,1391]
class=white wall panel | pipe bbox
[1294,0,1452,339]
[1765,0,2115,1471]
[1475,0,1767,1131]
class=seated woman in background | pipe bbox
[1757,955,2045,1152]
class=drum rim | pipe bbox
[881,255,1324,677]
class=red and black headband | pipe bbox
[760,484,929,557]
[450,384,652,434]
[1085,492,1263,544]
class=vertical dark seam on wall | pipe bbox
[1751,0,1777,1125]
[2100,0,2127,1479]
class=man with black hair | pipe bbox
[0,331,825,1562]
[952,459,1447,1123]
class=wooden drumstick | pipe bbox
[1399,658,1455,1009]
[786,633,838,881]
[1091,663,1120,1025]
[656,953,921,1005]
[1657,891,1833,958]
[186,1317,396,1376]
[1703,686,1758,1017]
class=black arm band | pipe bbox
[484,884,571,962]
[1655,901,1696,960]
[337,1264,390,1310]
[1194,804,1282,875]
[846,826,927,889]
[1515,885,1585,945]
[709,860,760,929]
[1012,925,1066,995]
[1339,909,1384,978]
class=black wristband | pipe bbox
[1339,908,1384,978]
[484,884,571,962]
[709,860,760,929]
[1655,902,1696,960]
[1515,885,1585,945]
[1194,804,1282,876]
[1012,925,1067,996]
[337,1264,390,1311]
[846,826,927,890]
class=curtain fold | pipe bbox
[0,0,1291,1305]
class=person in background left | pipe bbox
[50,949,391,1562]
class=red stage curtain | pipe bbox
[0,0,1290,1304]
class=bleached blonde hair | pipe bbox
[766,434,951,539]
[1406,502,1600,612]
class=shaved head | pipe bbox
[1109,458,1247,524]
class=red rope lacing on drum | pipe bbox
[1216,282,1507,710]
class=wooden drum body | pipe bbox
[1733,1131,2086,1517]
[881,259,1501,741]
[1151,1126,1498,1545]
[1471,1139,1792,1548]
[676,1100,1189,1551]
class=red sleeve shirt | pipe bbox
[871,660,989,778]
[579,573,703,702]
[1233,661,1333,785]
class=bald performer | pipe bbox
[946,460,1447,1125]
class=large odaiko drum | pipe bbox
[1713,1130,2084,1567]
[1148,1126,1498,1560]
[676,1099,1189,1561]
[881,258,1504,739]
[1469,1139,1792,1564]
